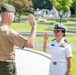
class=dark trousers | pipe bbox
[0,61,17,75]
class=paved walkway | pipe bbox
[18,32,76,36]
[15,48,51,75]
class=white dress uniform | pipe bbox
[46,38,72,75]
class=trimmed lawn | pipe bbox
[71,52,76,75]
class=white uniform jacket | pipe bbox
[46,38,72,75]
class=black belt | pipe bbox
[52,61,66,65]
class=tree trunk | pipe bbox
[59,15,62,23]
[74,8,76,15]
[18,13,21,22]
[58,12,63,23]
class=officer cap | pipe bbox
[54,23,67,31]
[1,3,15,13]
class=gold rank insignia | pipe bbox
[55,24,58,28]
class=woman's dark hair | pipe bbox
[62,29,65,37]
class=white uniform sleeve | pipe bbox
[65,44,72,57]
[46,42,51,51]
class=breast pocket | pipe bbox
[59,47,66,56]
[50,46,58,54]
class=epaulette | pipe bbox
[52,39,55,41]
[64,40,69,44]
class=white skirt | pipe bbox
[49,62,67,75]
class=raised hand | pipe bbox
[28,14,37,28]
[44,32,48,41]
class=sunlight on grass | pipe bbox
[66,21,76,24]
[35,36,76,43]
[64,36,76,42]
[71,52,76,75]
[9,23,31,31]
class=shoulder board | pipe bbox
[52,39,55,41]
[64,40,69,44]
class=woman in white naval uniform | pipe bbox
[43,23,72,75]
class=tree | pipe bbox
[72,0,76,15]
[7,0,34,21]
[49,0,73,22]
[0,0,33,21]
[32,0,52,10]
[0,0,8,10]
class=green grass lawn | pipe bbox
[10,20,76,75]
[10,20,76,32]
[9,23,31,31]
[71,52,76,75]
[35,36,76,42]
[9,22,48,32]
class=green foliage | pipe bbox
[49,0,73,13]
[7,0,34,21]
[72,0,76,8]
[7,0,33,13]
[49,0,73,22]
[0,0,8,10]
[0,0,33,18]
[0,0,8,2]
[32,0,52,10]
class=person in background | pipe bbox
[43,23,72,75]
[0,3,37,75]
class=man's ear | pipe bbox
[8,14,12,21]
[7,14,13,25]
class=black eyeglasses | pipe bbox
[53,30,62,33]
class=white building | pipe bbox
[34,6,71,19]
